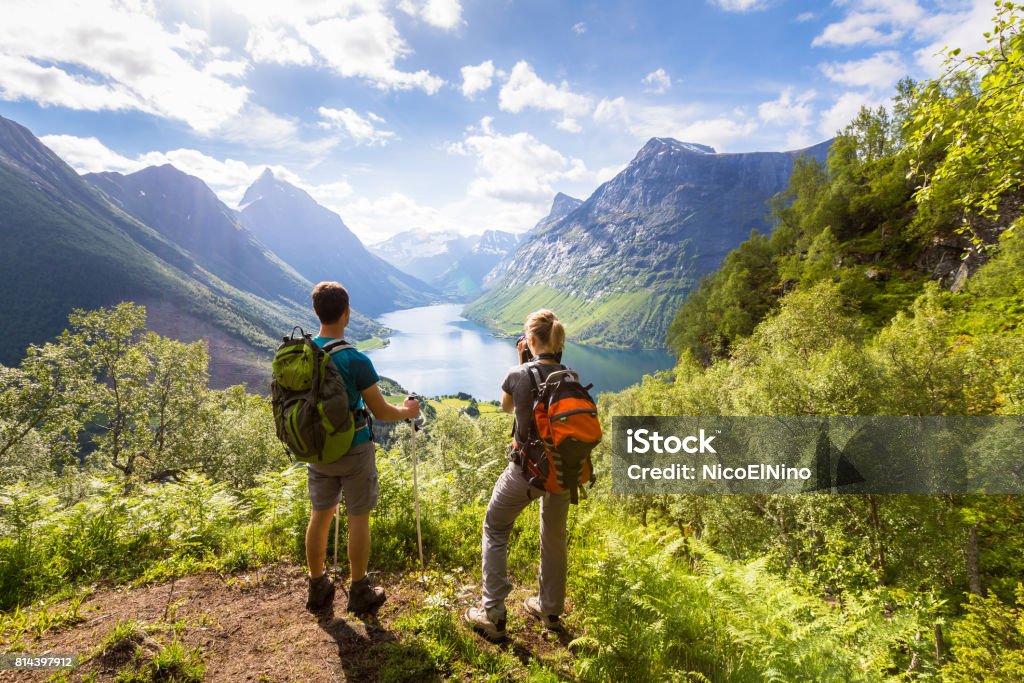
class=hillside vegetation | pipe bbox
[3,5,1024,682]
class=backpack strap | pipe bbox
[323,339,366,417]
[527,364,545,396]
[323,339,354,355]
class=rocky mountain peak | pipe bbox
[134,164,212,196]
[549,192,583,219]
[239,168,305,209]
[635,138,716,162]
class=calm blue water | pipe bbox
[365,304,675,401]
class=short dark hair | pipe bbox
[311,281,350,324]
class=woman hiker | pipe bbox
[464,309,571,641]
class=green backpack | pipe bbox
[271,328,356,464]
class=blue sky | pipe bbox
[0,0,999,242]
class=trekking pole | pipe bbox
[333,506,340,577]
[405,395,426,577]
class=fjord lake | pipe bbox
[365,304,675,401]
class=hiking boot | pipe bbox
[524,596,563,632]
[305,574,335,612]
[464,603,507,642]
[347,574,386,614]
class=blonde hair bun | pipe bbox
[525,309,565,352]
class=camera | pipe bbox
[516,335,533,364]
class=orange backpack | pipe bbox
[513,364,602,503]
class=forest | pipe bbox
[2,4,1023,681]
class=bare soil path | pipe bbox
[0,564,574,682]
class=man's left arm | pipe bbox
[362,384,419,422]
[353,354,419,422]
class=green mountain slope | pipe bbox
[0,116,378,387]
[84,165,311,305]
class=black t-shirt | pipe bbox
[501,360,562,444]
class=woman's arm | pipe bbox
[501,391,514,414]
[361,383,420,422]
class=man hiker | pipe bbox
[305,281,420,613]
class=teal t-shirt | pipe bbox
[313,336,379,446]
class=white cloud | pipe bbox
[0,1,250,134]
[784,129,819,150]
[203,59,250,79]
[447,119,593,204]
[594,163,627,185]
[333,192,444,242]
[398,0,464,30]
[38,133,350,209]
[498,61,593,128]
[913,0,994,73]
[39,134,141,174]
[460,60,495,98]
[318,106,395,145]
[572,22,587,34]
[819,91,888,137]
[245,25,315,66]
[710,0,772,12]
[239,0,445,94]
[556,117,583,133]
[305,181,356,206]
[297,11,444,94]
[673,117,760,147]
[758,89,816,127]
[813,0,926,48]
[214,104,308,150]
[821,51,907,90]
[642,68,672,94]
[593,96,757,151]
[811,0,992,76]
[796,11,817,22]
[0,54,140,113]
[593,96,630,124]
[336,119,611,238]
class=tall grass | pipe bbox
[0,467,309,610]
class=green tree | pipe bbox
[0,340,92,479]
[911,1,1024,241]
[942,585,1024,682]
[198,386,288,490]
[63,303,152,480]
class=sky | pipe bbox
[0,0,1000,243]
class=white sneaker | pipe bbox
[464,603,507,641]
[524,596,563,632]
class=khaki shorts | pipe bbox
[306,441,378,515]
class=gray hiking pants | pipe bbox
[482,461,571,616]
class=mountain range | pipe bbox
[371,228,518,299]
[465,137,832,349]
[238,170,436,316]
[0,110,835,384]
[0,116,331,387]
[0,116,397,387]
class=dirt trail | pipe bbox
[0,564,572,682]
